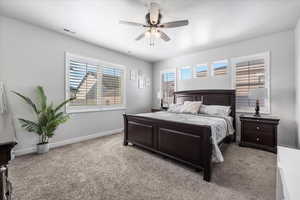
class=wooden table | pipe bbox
[0,141,17,200]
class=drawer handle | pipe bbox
[256,137,260,141]
[256,126,260,130]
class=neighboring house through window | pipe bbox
[66,53,126,113]
[212,60,228,76]
[194,64,209,78]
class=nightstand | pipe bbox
[240,114,279,153]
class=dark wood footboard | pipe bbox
[123,89,236,182]
[123,114,213,181]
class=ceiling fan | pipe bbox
[119,2,189,45]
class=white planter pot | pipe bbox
[37,143,50,154]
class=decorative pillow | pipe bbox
[180,101,202,114]
[183,101,202,105]
[167,103,184,113]
[199,105,231,116]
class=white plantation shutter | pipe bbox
[101,67,123,105]
[66,53,126,113]
[161,70,176,105]
[69,60,98,106]
[232,52,270,113]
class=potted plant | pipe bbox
[12,86,74,154]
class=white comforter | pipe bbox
[135,111,234,163]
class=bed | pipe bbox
[123,90,236,182]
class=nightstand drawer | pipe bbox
[243,131,275,147]
[243,122,273,133]
[243,131,260,144]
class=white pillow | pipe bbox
[199,105,231,116]
[184,101,202,105]
[167,103,184,113]
[180,101,202,114]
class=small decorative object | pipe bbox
[138,77,144,88]
[146,78,151,87]
[249,88,267,117]
[12,86,74,154]
[138,70,145,89]
[130,69,137,81]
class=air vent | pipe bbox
[63,28,76,34]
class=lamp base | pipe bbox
[253,113,261,117]
[254,99,260,117]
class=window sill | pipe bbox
[66,106,127,114]
[236,110,271,115]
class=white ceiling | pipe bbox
[1,0,300,62]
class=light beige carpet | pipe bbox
[10,133,276,200]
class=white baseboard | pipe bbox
[14,128,123,157]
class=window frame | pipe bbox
[160,68,177,106]
[211,59,229,77]
[231,51,271,114]
[179,66,193,80]
[65,52,127,114]
[194,64,209,78]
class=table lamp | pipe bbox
[249,88,267,117]
[157,91,163,108]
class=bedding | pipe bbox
[168,103,184,113]
[199,104,231,116]
[135,111,234,162]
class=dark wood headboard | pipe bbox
[174,90,236,140]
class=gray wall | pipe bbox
[0,17,152,152]
[152,30,297,147]
[295,18,300,148]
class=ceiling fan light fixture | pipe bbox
[154,30,160,38]
[145,30,151,37]
[119,2,189,46]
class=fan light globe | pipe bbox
[145,31,151,37]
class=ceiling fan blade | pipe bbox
[135,31,147,41]
[159,20,189,28]
[158,30,170,42]
[119,20,146,27]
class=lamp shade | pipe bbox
[157,91,162,99]
[248,88,267,99]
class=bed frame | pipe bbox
[123,90,236,182]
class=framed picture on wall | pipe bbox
[146,78,150,87]
[138,77,145,88]
[130,69,137,81]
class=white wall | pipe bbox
[0,17,152,152]
[295,18,300,148]
[153,30,296,147]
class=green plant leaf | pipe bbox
[12,91,39,114]
[36,86,47,112]
[18,118,40,134]
[54,97,75,113]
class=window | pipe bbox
[232,52,270,113]
[212,60,228,76]
[179,67,192,80]
[160,69,176,106]
[194,64,209,78]
[66,53,126,113]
